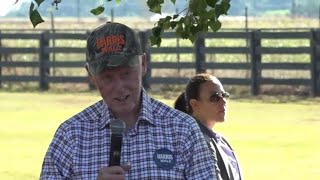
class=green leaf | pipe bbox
[189,0,206,15]
[150,35,161,47]
[35,0,45,6]
[215,0,231,17]
[189,34,197,43]
[90,5,105,15]
[221,0,231,15]
[163,22,171,30]
[150,4,161,13]
[180,26,190,39]
[214,4,223,18]
[173,14,179,19]
[149,0,229,46]
[176,23,183,33]
[147,0,164,13]
[29,2,44,28]
[30,9,44,28]
[209,19,221,32]
[207,9,215,19]
[198,10,208,23]
[206,0,218,8]
[152,26,163,36]
[178,17,185,24]
[190,25,200,36]
[157,17,165,26]
[115,0,121,4]
[170,21,178,29]
[198,21,208,32]
[159,16,172,30]
[29,2,35,12]
[183,16,192,26]
[165,16,172,21]
[203,22,209,32]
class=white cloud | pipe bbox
[0,0,29,16]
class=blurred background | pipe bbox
[0,1,320,180]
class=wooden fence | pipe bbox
[0,29,320,96]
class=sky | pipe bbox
[0,0,29,16]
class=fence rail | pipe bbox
[0,29,320,96]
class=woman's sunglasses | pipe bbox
[209,92,230,103]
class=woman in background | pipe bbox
[174,73,243,180]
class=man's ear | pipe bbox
[85,63,96,86]
[141,53,147,76]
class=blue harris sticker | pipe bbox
[153,148,176,170]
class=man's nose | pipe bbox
[113,77,126,90]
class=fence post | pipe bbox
[250,30,262,96]
[139,30,151,90]
[39,31,50,90]
[194,32,206,73]
[310,29,320,96]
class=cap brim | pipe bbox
[88,54,140,75]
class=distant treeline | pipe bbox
[4,0,320,18]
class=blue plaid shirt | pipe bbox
[40,90,217,179]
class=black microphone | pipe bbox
[109,119,126,166]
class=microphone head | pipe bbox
[110,119,126,135]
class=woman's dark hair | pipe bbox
[174,92,188,113]
[174,73,213,114]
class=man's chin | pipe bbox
[112,106,135,116]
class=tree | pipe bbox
[20,0,231,46]
[294,0,319,17]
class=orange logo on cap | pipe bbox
[96,35,125,53]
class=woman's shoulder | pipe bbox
[216,132,234,150]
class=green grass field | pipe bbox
[0,91,319,179]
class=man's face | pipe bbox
[89,55,147,118]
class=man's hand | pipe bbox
[97,165,131,180]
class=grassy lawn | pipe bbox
[0,91,319,179]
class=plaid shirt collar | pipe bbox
[98,88,155,130]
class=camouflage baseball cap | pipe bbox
[86,22,143,75]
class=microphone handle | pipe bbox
[109,134,123,166]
